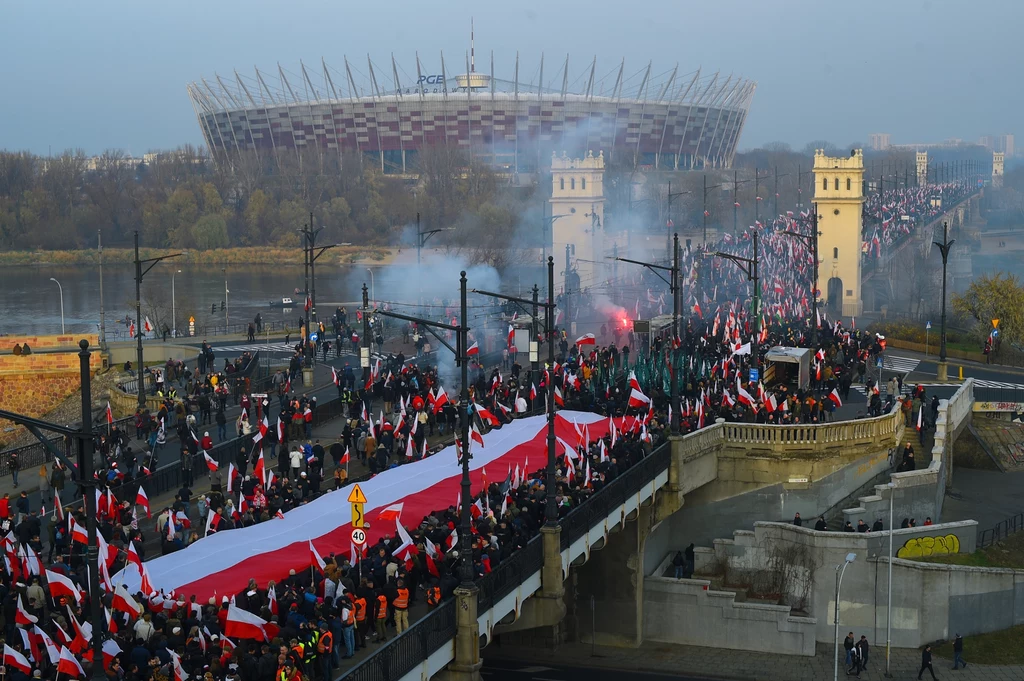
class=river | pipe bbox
[0,264,373,338]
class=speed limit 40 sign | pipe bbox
[351,528,367,546]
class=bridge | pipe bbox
[340,378,986,681]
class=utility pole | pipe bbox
[563,244,573,334]
[133,231,181,407]
[754,168,760,224]
[546,256,556,524]
[706,230,761,379]
[361,284,371,392]
[733,169,739,236]
[671,232,680,433]
[78,340,104,680]
[532,285,540,384]
[98,230,105,347]
[303,218,311,366]
[935,222,955,381]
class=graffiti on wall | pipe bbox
[896,534,961,559]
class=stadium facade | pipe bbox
[187,52,755,173]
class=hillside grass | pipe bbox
[913,529,1024,569]
[0,246,394,267]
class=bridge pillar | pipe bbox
[438,586,483,681]
[490,525,569,640]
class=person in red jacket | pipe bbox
[0,493,9,520]
[201,432,214,452]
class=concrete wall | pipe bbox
[105,342,203,366]
[0,334,103,447]
[645,440,894,571]
[644,554,817,656]
[687,520,979,647]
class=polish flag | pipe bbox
[506,325,515,348]
[102,638,123,671]
[112,584,143,617]
[16,595,37,625]
[553,386,565,407]
[34,626,60,665]
[466,341,479,356]
[575,333,596,346]
[529,383,537,401]
[277,418,285,442]
[267,584,278,615]
[53,490,64,522]
[3,644,32,675]
[254,451,266,486]
[628,388,651,408]
[135,486,150,518]
[227,463,238,494]
[143,317,153,334]
[470,423,485,449]
[139,564,154,596]
[474,404,500,427]
[204,451,219,471]
[340,448,350,465]
[432,386,449,414]
[44,569,82,603]
[106,402,114,425]
[224,604,279,641]
[309,541,327,573]
[376,503,404,523]
[57,646,86,678]
[735,380,756,408]
[331,366,340,386]
[828,388,843,408]
[125,540,142,570]
[392,519,419,571]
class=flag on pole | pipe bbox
[135,486,150,518]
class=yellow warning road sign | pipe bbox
[347,483,367,504]
[351,503,365,528]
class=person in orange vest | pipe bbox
[374,590,389,642]
[338,595,356,659]
[353,593,368,649]
[393,578,410,633]
[316,620,335,679]
[426,582,442,608]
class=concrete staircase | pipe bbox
[823,466,894,531]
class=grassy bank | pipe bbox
[931,625,1024,664]
[913,530,1024,569]
[0,246,395,267]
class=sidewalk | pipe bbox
[487,640,1022,681]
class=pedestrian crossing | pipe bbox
[207,343,300,354]
[851,380,1024,396]
[880,355,921,374]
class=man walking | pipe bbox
[857,635,870,671]
[918,644,938,680]
[952,633,966,670]
[844,632,855,669]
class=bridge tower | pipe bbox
[549,151,606,300]
[916,151,928,186]
[813,149,865,318]
[993,151,1004,188]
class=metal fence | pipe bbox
[978,512,1024,548]
[974,386,1024,406]
[104,321,292,343]
[339,440,671,681]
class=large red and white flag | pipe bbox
[628,388,650,408]
[376,503,403,523]
[57,646,86,678]
[112,584,142,618]
[204,451,219,471]
[828,388,843,408]
[135,486,150,518]
[224,604,279,641]
[3,644,31,675]
[575,333,596,347]
[15,595,37,625]
[44,569,82,603]
[309,541,326,574]
[466,341,479,356]
[432,386,449,414]
[102,638,123,671]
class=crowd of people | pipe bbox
[861,179,973,259]
[0,179,980,681]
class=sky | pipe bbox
[1,0,1021,156]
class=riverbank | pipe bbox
[0,246,397,267]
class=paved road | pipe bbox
[482,659,720,681]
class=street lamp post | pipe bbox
[833,552,858,681]
[133,231,182,407]
[542,214,569,264]
[885,482,896,678]
[934,222,955,381]
[665,181,691,260]
[49,277,65,334]
[171,269,182,339]
[611,248,680,432]
[366,268,375,306]
[223,267,229,332]
[705,230,761,379]
[703,175,723,246]
[98,230,105,347]
[780,204,822,347]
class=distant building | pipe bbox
[868,133,891,151]
[980,134,1015,158]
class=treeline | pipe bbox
[0,146,530,253]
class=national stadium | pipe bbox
[187,41,755,173]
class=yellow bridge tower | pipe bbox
[813,149,865,318]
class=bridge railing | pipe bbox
[720,406,902,448]
[560,442,672,550]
